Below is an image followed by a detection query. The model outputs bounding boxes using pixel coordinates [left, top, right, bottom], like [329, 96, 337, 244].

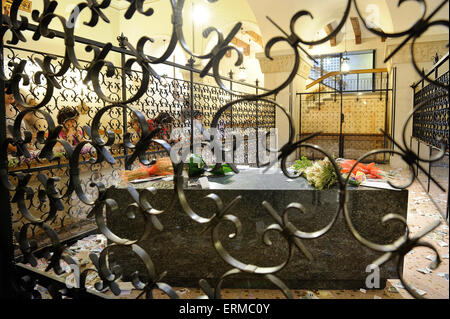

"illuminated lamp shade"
[341, 57, 350, 73]
[237, 66, 247, 82]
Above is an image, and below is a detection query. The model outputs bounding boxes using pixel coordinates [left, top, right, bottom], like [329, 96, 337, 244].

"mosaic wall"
[299, 94, 388, 161]
[301, 95, 387, 134]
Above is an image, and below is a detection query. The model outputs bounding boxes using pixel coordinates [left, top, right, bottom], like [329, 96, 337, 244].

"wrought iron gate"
[0, 0, 448, 300]
[298, 69, 394, 163]
[411, 53, 449, 221]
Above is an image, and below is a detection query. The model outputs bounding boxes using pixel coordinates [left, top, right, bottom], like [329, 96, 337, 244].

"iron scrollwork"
[0, 0, 448, 300]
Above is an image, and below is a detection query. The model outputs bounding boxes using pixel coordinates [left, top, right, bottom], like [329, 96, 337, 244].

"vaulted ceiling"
[246, 0, 449, 47]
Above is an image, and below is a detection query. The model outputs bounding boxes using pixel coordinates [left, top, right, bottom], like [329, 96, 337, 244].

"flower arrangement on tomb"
[292, 157, 385, 189]
[339, 159, 384, 186]
[339, 159, 383, 179]
[120, 157, 174, 182]
[292, 156, 339, 190]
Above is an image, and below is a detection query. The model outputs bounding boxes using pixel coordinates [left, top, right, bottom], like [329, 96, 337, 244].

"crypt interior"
[0, 0, 448, 300]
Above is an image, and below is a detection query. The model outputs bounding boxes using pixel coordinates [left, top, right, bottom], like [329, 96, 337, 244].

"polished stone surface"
[105, 168, 408, 289]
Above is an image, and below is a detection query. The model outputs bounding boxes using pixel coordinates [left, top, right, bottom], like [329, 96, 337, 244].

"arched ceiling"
[384, 0, 449, 34]
[246, 0, 448, 48]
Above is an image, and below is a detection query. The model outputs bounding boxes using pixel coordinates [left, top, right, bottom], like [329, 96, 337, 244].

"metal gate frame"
[297, 69, 395, 162]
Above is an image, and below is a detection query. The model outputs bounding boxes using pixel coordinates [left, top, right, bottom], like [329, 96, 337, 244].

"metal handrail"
[411, 52, 449, 89]
[306, 68, 388, 90]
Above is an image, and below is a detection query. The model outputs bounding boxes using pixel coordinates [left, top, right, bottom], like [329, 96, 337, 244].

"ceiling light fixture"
[341, 20, 350, 73]
[341, 56, 350, 73]
[237, 66, 247, 82]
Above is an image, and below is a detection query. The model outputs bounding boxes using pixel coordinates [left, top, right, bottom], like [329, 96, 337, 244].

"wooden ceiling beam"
[231, 37, 250, 56]
[324, 23, 336, 47]
[350, 17, 362, 45]
[373, 28, 387, 42]
[244, 30, 263, 47]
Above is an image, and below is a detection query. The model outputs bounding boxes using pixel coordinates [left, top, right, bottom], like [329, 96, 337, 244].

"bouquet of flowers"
[339, 159, 382, 179]
[292, 157, 339, 190]
[292, 157, 387, 189]
[120, 157, 174, 182]
[342, 171, 367, 187]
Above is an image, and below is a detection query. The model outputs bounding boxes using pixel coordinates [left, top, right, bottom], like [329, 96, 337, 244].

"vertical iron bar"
[384, 72, 389, 163]
[339, 77, 344, 158]
[411, 136, 414, 173]
[417, 139, 420, 176]
[435, 59, 439, 81]
[118, 34, 130, 170]
[428, 146, 432, 192]
[255, 79, 259, 167]
[372, 49, 376, 92]
[334, 75, 337, 101]
[356, 73, 359, 97]
[229, 71, 233, 129]
[299, 94, 302, 159]
[318, 83, 321, 108]
[392, 67, 397, 151]
[188, 58, 195, 152]
[379, 72, 383, 100]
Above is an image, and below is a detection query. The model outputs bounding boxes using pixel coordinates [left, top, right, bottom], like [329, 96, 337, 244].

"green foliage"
[210, 164, 233, 176]
[8, 157, 18, 168]
[299, 157, 339, 190]
[320, 158, 339, 190]
[187, 154, 233, 177]
[188, 154, 206, 177]
[292, 156, 313, 175]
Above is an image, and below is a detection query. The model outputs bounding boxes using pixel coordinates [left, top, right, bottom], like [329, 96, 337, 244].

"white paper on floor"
[437, 240, 448, 247]
[417, 268, 433, 274]
[394, 283, 427, 296]
[413, 287, 427, 296]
